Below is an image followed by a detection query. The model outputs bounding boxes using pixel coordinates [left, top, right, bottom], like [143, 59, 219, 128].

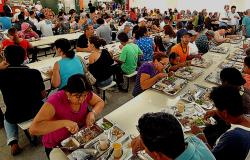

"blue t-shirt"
[212, 125, 250, 160]
[58, 56, 84, 89]
[132, 62, 156, 97]
[176, 136, 215, 160]
[135, 37, 154, 62]
[0, 17, 12, 30]
[243, 16, 250, 38]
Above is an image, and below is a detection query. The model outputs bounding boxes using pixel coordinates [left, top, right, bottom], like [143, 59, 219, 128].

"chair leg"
[24, 129, 32, 142]
[102, 90, 106, 101]
[126, 77, 130, 91]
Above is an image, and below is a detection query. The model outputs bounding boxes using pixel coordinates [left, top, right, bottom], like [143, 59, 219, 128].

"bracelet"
[196, 132, 205, 137]
[91, 109, 97, 117]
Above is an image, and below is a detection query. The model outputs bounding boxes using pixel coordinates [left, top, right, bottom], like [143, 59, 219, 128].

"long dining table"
[48, 42, 242, 159]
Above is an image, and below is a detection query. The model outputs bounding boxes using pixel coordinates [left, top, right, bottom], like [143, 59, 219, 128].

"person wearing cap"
[17, 22, 39, 40]
[195, 30, 215, 54]
[132, 17, 147, 37]
[170, 31, 191, 63]
[160, 16, 170, 30]
[176, 21, 187, 43]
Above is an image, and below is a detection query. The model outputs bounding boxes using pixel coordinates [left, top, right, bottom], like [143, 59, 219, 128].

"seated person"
[203, 67, 250, 148]
[96, 18, 112, 44]
[195, 30, 215, 54]
[116, 24, 132, 40]
[135, 26, 155, 63]
[49, 38, 84, 89]
[132, 53, 169, 97]
[2, 27, 32, 64]
[154, 36, 167, 55]
[243, 56, 250, 90]
[29, 74, 105, 158]
[192, 86, 250, 160]
[131, 112, 215, 160]
[76, 24, 94, 52]
[0, 45, 46, 155]
[166, 52, 190, 72]
[176, 21, 187, 43]
[171, 31, 191, 63]
[213, 26, 230, 45]
[17, 22, 39, 39]
[117, 32, 142, 75]
[188, 30, 200, 56]
[37, 14, 54, 37]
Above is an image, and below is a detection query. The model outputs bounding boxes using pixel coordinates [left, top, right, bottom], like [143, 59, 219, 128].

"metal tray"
[96, 118, 114, 130]
[152, 77, 188, 96]
[218, 60, 243, 71]
[227, 53, 246, 63]
[205, 71, 221, 85]
[175, 66, 204, 81]
[191, 58, 213, 68]
[210, 46, 229, 54]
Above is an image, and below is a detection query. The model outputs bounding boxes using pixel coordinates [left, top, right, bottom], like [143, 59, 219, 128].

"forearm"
[141, 76, 159, 90]
[30, 120, 67, 135]
[76, 47, 92, 52]
[91, 100, 105, 116]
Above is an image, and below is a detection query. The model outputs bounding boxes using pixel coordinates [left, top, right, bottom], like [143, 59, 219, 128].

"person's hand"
[64, 120, 79, 134]
[86, 112, 96, 128]
[156, 73, 167, 79]
[191, 124, 203, 135]
[131, 136, 144, 154]
[0, 61, 9, 70]
[204, 110, 216, 120]
[47, 69, 53, 77]
[119, 44, 123, 49]
[195, 54, 202, 59]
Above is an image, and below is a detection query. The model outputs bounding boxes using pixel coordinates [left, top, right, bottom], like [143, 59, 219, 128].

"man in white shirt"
[160, 16, 170, 30]
[188, 30, 199, 55]
[229, 6, 240, 34]
[58, 1, 64, 12]
[28, 11, 39, 29]
[219, 5, 231, 27]
[37, 14, 53, 37]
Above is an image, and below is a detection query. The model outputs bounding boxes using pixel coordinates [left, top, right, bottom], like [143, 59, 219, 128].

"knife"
[105, 148, 114, 160]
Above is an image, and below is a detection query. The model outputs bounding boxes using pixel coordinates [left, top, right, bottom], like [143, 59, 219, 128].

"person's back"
[96, 24, 112, 44]
[58, 56, 84, 89]
[195, 33, 209, 54]
[0, 67, 44, 123]
[89, 49, 114, 82]
[0, 16, 12, 30]
[136, 36, 154, 62]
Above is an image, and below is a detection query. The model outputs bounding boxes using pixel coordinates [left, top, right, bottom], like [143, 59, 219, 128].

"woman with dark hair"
[30, 74, 105, 158]
[49, 38, 84, 89]
[135, 26, 154, 63]
[0, 45, 46, 155]
[1, 27, 32, 64]
[154, 36, 167, 54]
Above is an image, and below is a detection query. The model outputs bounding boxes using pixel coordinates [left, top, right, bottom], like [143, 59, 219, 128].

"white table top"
[30, 32, 83, 47]
[49, 42, 240, 159]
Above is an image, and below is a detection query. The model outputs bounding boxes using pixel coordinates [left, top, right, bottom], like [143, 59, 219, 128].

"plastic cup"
[99, 135, 109, 150]
[113, 143, 122, 158]
[177, 102, 185, 113]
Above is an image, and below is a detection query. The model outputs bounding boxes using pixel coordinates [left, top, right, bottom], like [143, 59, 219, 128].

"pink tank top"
[42, 90, 93, 148]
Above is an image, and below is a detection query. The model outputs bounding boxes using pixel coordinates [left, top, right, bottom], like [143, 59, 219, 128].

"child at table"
[243, 56, 250, 89]
[166, 52, 190, 72]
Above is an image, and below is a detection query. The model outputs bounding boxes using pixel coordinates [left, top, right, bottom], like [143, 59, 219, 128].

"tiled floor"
[0, 52, 135, 160]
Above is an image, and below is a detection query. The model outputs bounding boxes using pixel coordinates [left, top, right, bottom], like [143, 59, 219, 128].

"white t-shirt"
[29, 17, 39, 29]
[229, 12, 240, 26]
[58, 3, 64, 11]
[37, 20, 54, 37]
[219, 11, 232, 24]
[189, 42, 199, 55]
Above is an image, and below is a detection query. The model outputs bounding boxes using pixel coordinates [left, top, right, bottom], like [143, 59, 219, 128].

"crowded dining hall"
[0, 0, 250, 159]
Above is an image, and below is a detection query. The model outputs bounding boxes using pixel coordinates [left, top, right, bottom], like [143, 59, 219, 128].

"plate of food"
[96, 118, 114, 130]
[171, 103, 215, 132]
[191, 58, 212, 68]
[109, 126, 125, 142]
[210, 46, 229, 54]
[230, 39, 242, 44]
[227, 53, 246, 63]
[74, 125, 104, 145]
[175, 66, 204, 81]
[152, 77, 188, 96]
[60, 137, 81, 151]
[205, 70, 221, 85]
[218, 60, 243, 71]
[180, 85, 213, 110]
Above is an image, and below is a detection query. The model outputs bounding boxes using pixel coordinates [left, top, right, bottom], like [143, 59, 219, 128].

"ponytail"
[54, 38, 75, 59]
[65, 49, 75, 59]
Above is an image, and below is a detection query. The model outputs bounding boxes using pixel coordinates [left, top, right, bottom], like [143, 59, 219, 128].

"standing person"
[57, 1, 64, 12]
[3, 0, 13, 17]
[242, 9, 250, 38]
[229, 6, 240, 34]
[219, 5, 231, 27]
[37, 14, 54, 37]
[29, 74, 105, 158]
[76, 25, 94, 52]
[135, 26, 154, 63]
[88, 1, 93, 8]
[0, 45, 46, 155]
[96, 18, 112, 44]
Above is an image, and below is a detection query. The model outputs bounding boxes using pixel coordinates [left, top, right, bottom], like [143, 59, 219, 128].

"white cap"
[138, 17, 147, 23]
